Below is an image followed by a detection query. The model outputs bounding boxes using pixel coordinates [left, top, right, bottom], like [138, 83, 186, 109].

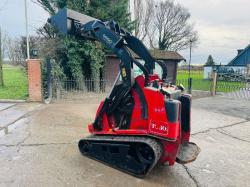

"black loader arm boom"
[49, 8, 168, 130]
[49, 8, 168, 84]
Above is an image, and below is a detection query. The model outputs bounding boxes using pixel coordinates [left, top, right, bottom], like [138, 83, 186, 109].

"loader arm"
[49, 8, 169, 130]
[49, 8, 167, 84]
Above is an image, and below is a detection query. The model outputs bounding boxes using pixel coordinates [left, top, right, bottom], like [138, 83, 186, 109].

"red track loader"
[49, 8, 200, 177]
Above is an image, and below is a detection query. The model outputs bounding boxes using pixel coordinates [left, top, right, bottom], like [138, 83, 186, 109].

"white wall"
[204, 66, 213, 79]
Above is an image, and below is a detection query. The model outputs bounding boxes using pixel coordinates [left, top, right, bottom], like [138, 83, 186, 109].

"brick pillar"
[27, 59, 42, 102]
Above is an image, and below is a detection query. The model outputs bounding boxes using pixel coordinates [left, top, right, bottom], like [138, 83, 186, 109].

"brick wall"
[27, 59, 42, 102]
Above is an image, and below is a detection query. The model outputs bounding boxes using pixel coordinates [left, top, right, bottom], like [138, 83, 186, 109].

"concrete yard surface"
[0, 102, 42, 137]
[0, 97, 250, 187]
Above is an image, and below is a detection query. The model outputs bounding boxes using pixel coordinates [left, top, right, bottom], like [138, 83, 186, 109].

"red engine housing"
[88, 75, 191, 166]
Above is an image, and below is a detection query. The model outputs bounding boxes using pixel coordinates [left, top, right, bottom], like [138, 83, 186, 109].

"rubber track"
[79, 135, 163, 177]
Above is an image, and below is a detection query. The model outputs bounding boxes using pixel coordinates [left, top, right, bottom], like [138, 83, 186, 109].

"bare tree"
[6, 36, 40, 68]
[133, 0, 198, 51]
[7, 37, 26, 67]
[36, 23, 57, 39]
[151, 0, 198, 51]
[134, 0, 143, 38]
[0, 28, 8, 86]
[134, 0, 154, 42]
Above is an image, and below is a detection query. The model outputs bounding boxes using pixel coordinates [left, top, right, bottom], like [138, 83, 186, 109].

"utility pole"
[24, 0, 30, 59]
[188, 41, 192, 79]
[0, 28, 4, 86]
[188, 39, 193, 94]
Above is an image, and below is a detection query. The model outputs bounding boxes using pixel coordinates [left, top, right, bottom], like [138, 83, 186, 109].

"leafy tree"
[35, 0, 133, 86]
[86, 0, 134, 32]
[205, 55, 216, 66]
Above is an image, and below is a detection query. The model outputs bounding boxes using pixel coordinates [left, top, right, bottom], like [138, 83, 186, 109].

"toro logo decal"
[149, 120, 169, 136]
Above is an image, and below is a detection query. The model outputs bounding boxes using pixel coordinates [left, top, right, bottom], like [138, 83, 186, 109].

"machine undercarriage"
[79, 136, 162, 177]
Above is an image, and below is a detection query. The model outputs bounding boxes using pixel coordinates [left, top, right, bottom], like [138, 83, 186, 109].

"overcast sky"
[0, 0, 249, 64]
[0, 0, 48, 37]
[175, 0, 250, 64]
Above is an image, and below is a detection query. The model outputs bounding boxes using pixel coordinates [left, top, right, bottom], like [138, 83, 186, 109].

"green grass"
[176, 70, 247, 92]
[0, 64, 28, 100]
[0, 66, 245, 99]
[176, 70, 211, 91]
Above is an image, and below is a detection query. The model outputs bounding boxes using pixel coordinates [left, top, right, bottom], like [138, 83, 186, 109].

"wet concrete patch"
[0, 107, 27, 129]
[0, 103, 42, 130]
[0, 118, 30, 146]
[7, 118, 30, 133]
[0, 103, 16, 112]
[23, 103, 95, 145]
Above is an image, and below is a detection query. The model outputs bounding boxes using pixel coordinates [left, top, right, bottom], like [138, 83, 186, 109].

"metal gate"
[216, 68, 250, 100]
[51, 79, 113, 101]
[42, 59, 114, 102]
